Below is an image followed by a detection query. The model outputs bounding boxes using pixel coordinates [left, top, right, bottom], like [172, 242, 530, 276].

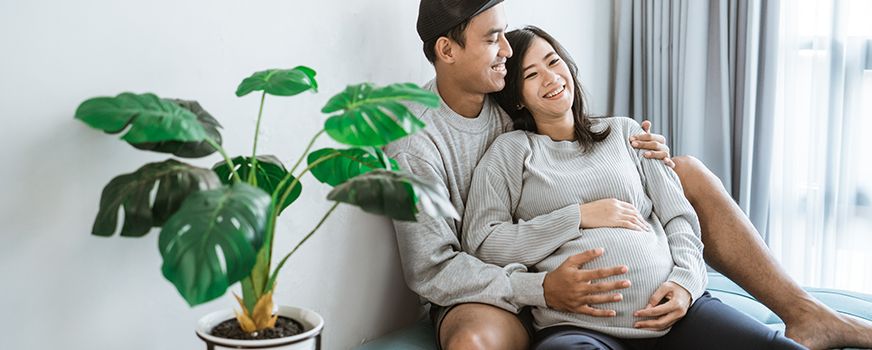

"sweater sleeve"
[462, 136, 583, 268]
[390, 151, 548, 311]
[628, 121, 708, 302]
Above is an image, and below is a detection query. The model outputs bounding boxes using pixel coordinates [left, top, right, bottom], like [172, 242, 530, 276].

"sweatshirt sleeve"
[390, 151, 548, 311]
[462, 137, 583, 267]
[628, 121, 708, 302]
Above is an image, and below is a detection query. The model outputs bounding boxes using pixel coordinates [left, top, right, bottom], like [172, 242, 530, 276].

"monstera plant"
[75, 66, 458, 336]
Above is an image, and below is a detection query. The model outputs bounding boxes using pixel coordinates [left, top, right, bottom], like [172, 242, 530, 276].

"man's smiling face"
[450, 3, 513, 94]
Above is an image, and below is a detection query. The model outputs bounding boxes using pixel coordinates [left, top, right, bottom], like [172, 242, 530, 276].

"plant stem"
[249, 91, 268, 187]
[265, 152, 340, 269]
[207, 137, 241, 183]
[266, 202, 340, 290]
[289, 129, 325, 175]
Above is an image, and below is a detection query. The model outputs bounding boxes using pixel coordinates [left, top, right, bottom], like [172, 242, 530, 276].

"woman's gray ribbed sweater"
[462, 117, 707, 338]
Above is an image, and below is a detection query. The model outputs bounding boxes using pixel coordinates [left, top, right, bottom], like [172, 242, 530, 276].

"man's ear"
[434, 37, 456, 64]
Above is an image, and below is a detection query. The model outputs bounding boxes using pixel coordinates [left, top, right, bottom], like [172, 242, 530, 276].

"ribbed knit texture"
[463, 117, 707, 338]
[383, 79, 550, 313]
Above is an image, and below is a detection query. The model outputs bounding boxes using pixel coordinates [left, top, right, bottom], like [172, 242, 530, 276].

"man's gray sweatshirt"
[383, 79, 550, 312]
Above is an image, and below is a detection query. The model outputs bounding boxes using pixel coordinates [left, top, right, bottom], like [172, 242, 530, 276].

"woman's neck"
[534, 110, 575, 140]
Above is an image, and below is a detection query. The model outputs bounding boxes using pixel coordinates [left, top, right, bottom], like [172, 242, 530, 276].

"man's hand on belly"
[543, 248, 631, 317]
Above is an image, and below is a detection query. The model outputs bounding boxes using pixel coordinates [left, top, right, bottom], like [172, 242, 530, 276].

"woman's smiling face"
[519, 37, 574, 121]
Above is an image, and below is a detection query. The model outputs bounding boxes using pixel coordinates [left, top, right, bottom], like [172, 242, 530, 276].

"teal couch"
[355, 273, 872, 350]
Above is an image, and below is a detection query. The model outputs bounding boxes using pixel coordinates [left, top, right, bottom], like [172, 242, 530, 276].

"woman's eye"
[550, 58, 560, 66]
[525, 72, 537, 79]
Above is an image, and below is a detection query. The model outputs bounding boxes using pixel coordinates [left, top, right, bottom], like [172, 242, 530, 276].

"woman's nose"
[544, 70, 560, 85]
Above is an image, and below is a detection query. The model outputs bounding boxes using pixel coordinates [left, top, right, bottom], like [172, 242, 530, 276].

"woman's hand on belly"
[579, 199, 648, 232]
[632, 281, 692, 331]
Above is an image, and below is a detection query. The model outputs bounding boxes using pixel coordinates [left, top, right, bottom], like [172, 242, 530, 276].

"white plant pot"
[196, 305, 324, 350]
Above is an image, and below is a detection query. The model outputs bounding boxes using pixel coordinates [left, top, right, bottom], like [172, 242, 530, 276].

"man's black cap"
[417, 0, 505, 42]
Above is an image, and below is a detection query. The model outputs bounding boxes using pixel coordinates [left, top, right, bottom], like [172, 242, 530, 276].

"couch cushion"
[355, 273, 872, 350]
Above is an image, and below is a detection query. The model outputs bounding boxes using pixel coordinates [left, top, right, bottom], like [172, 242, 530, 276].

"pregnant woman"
[461, 25, 805, 350]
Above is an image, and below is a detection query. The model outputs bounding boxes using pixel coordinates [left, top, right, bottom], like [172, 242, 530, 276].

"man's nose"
[498, 33, 512, 58]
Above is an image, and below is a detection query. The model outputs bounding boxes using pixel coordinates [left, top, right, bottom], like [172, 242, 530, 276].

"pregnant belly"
[537, 227, 675, 327]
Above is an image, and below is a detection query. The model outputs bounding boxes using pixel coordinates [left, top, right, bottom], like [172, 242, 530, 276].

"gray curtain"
[608, 0, 780, 237]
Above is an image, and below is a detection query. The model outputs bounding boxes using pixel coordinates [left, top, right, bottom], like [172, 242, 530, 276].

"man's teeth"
[492, 64, 505, 72]
[545, 86, 565, 98]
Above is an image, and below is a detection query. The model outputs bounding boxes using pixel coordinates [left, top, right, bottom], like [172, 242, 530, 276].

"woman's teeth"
[544, 86, 565, 98]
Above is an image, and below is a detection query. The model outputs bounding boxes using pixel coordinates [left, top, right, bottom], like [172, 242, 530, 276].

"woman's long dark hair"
[490, 25, 610, 152]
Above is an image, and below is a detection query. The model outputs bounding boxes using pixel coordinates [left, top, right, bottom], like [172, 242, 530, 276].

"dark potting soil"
[210, 316, 304, 340]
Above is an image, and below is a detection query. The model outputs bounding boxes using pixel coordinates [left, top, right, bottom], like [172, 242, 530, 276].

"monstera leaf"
[75, 93, 216, 154]
[321, 83, 439, 147]
[91, 159, 222, 237]
[130, 99, 223, 158]
[212, 155, 301, 215]
[236, 66, 318, 97]
[327, 169, 458, 222]
[307, 147, 400, 187]
[159, 182, 272, 307]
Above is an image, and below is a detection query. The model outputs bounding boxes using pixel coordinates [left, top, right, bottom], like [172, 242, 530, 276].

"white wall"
[0, 1, 613, 349]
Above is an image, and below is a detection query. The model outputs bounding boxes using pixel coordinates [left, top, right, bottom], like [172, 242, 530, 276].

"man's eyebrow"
[522, 51, 558, 72]
[483, 24, 508, 39]
[483, 27, 503, 38]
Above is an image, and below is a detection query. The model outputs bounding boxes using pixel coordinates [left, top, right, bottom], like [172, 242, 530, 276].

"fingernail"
[595, 247, 603, 254]
[614, 294, 622, 301]
[630, 136, 636, 141]
[645, 152, 651, 156]
[632, 141, 639, 147]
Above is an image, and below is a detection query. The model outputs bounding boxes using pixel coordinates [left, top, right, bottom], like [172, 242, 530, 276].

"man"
[384, 1, 872, 349]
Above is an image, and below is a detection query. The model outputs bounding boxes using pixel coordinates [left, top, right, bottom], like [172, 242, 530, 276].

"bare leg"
[672, 155, 872, 350]
[439, 303, 530, 350]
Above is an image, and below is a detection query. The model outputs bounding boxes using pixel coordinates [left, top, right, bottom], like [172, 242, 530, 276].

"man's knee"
[440, 304, 528, 350]
[671, 155, 721, 204]
[443, 327, 506, 350]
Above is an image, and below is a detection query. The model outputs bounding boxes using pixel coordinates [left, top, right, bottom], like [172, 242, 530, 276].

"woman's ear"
[435, 37, 455, 64]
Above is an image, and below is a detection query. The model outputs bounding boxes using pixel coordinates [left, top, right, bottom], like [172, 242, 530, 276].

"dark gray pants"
[532, 292, 805, 350]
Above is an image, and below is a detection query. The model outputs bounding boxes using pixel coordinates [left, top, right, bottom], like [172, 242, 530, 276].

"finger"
[634, 313, 679, 331]
[641, 120, 652, 133]
[633, 211, 648, 231]
[665, 157, 675, 168]
[643, 150, 670, 160]
[577, 305, 617, 317]
[645, 285, 670, 311]
[632, 140, 662, 152]
[620, 217, 645, 232]
[634, 302, 674, 318]
[577, 292, 625, 306]
[564, 248, 604, 267]
[583, 265, 629, 281]
[584, 280, 631, 295]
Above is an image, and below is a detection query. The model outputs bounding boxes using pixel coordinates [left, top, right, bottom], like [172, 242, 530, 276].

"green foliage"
[212, 155, 302, 215]
[307, 148, 400, 187]
[130, 100, 223, 158]
[91, 159, 222, 237]
[78, 67, 449, 310]
[159, 182, 272, 307]
[236, 66, 318, 97]
[75, 93, 217, 154]
[323, 83, 437, 146]
[327, 169, 459, 222]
